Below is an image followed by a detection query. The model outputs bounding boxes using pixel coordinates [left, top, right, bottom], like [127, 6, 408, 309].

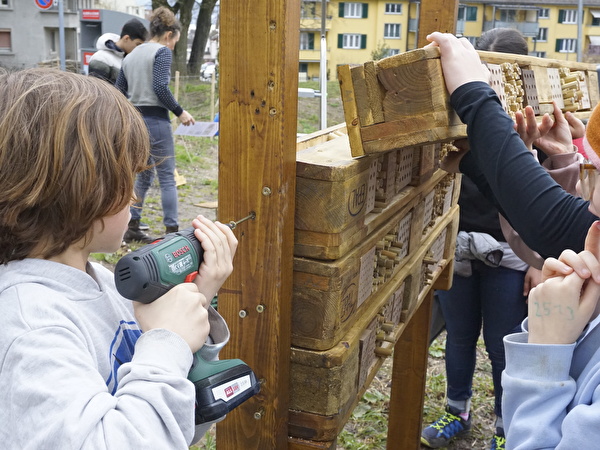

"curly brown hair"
[149, 6, 181, 39]
[0, 68, 150, 263]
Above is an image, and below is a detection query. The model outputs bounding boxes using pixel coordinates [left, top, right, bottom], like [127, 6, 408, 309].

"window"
[0, 0, 9, 8]
[556, 38, 577, 53]
[539, 8, 549, 19]
[500, 9, 517, 22]
[559, 9, 578, 24]
[387, 49, 400, 56]
[384, 23, 401, 39]
[458, 5, 477, 22]
[0, 29, 10, 51]
[533, 51, 546, 58]
[300, 32, 315, 50]
[301, 1, 317, 18]
[385, 3, 402, 14]
[537, 28, 548, 42]
[592, 10, 600, 26]
[338, 33, 366, 49]
[339, 2, 368, 19]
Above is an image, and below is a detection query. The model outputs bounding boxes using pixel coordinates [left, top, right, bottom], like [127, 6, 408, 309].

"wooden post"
[217, 1, 300, 449]
[417, 0, 459, 47]
[387, 2, 458, 448]
[387, 290, 435, 448]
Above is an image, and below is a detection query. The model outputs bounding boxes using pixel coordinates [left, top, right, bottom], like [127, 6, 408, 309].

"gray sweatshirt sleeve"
[1, 325, 195, 449]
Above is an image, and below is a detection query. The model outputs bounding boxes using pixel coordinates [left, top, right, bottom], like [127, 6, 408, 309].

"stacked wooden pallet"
[290, 124, 460, 447]
[339, 46, 598, 158]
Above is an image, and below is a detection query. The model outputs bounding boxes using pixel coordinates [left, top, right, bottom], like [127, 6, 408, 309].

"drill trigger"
[184, 271, 199, 283]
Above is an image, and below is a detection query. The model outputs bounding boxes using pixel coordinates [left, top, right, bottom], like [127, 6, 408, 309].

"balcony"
[483, 21, 539, 37]
[300, 16, 332, 31]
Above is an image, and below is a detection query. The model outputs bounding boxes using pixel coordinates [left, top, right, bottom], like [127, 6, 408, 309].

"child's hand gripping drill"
[115, 214, 260, 424]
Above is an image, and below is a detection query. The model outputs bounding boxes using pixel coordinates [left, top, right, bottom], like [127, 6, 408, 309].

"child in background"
[0, 68, 237, 448]
[501, 105, 600, 449]
[88, 18, 148, 84]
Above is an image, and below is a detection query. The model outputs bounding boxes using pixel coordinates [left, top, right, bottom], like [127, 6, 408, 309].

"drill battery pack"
[191, 357, 261, 424]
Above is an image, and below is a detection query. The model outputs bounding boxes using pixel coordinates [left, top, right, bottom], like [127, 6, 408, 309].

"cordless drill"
[114, 224, 260, 424]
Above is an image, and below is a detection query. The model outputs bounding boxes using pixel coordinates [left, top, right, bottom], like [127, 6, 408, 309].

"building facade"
[299, 0, 600, 81]
[0, 0, 146, 71]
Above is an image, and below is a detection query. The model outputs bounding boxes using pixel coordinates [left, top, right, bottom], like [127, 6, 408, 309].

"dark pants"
[131, 116, 178, 228]
[437, 260, 527, 417]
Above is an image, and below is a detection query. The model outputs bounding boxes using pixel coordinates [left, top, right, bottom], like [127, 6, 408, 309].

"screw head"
[239, 309, 248, 318]
[262, 186, 272, 196]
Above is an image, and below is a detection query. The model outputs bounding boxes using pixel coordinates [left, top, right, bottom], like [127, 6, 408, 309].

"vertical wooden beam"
[387, 291, 434, 449]
[417, 0, 459, 48]
[217, 1, 300, 448]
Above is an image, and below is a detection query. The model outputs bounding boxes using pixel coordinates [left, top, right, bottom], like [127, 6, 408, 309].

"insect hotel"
[215, 2, 599, 449]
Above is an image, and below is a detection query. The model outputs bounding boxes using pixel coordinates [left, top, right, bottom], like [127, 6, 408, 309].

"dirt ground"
[138, 136, 220, 235]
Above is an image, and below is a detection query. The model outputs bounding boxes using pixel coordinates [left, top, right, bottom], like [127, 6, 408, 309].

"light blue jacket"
[503, 318, 600, 449]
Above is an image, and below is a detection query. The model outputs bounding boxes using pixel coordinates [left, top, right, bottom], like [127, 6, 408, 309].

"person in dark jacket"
[422, 29, 531, 450]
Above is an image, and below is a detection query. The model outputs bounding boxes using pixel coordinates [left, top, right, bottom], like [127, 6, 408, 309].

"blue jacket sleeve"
[452, 82, 596, 258]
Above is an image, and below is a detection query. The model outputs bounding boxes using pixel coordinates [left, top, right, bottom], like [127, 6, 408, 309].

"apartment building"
[459, 0, 600, 61]
[299, 0, 600, 81]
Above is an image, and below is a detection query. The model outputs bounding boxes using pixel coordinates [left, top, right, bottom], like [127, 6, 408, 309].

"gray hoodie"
[0, 258, 227, 449]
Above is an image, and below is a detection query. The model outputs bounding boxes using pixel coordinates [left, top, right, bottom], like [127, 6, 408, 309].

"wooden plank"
[364, 61, 386, 124]
[350, 65, 375, 126]
[217, 1, 299, 448]
[296, 123, 347, 152]
[387, 290, 434, 448]
[378, 59, 449, 121]
[288, 437, 337, 449]
[338, 64, 366, 157]
[588, 70, 600, 106]
[417, 0, 458, 47]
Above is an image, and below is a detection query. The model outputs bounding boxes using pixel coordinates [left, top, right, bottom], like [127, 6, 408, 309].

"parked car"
[200, 62, 217, 81]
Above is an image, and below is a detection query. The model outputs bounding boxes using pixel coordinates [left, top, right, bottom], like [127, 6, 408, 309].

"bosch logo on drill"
[172, 245, 191, 258]
[224, 383, 241, 398]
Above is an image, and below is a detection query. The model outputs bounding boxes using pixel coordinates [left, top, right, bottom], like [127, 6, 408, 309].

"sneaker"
[490, 427, 506, 450]
[123, 219, 155, 244]
[138, 221, 149, 230]
[421, 405, 472, 448]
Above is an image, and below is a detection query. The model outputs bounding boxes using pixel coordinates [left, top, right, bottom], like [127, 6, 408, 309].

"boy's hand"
[528, 271, 600, 345]
[541, 222, 600, 285]
[133, 283, 210, 353]
[192, 215, 238, 303]
[425, 32, 489, 95]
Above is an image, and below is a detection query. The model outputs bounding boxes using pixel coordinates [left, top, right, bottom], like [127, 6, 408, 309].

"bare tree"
[188, 0, 218, 75]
